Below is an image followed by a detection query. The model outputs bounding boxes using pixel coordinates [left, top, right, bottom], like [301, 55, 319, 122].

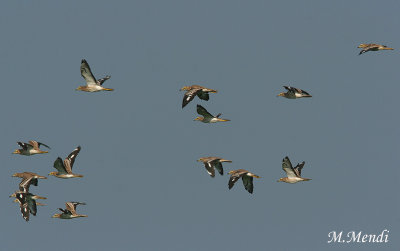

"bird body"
[228, 169, 261, 194]
[194, 105, 230, 123]
[197, 157, 232, 177]
[180, 85, 217, 108]
[52, 202, 87, 219]
[12, 172, 47, 193]
[277, 86, 312, 99]
[278, 156, 311, 184]
[12, 141, 50, 156]
[49, 146, 83, 178]
[358, 43, 394, 55]
[76, 59, 113, 92]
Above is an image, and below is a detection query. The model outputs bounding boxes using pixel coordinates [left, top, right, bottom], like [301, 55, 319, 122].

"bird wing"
[282, 156, 297, 178]
[37, 142, 50, 149]
[242, 175, 254, 194]
[28, 141, 40, 150]
[64, 146, 81, 173]
[228, 170, 245, 189]
[213, 161, 224, 176]
[27, 196, 38, 216]
[66, 202, 86, 215]
[182, 88, 200, 108]
[19, 177, 35, 193]
[359, 44, 378, 55]
[203, 162, 215, 177]
[97, 75, 111, 86]
[197, 91, 210, 101]
[17, 142, 31, 151]
[15, 193, 30, 221]
[196, 105, 213, 118]
[294, 161, 305, 177]
[80, 59, 97, 85]
[53, 157, 68, 174]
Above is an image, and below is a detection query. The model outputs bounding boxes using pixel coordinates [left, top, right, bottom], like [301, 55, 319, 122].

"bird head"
[194, 117, 203, 121]
[277, 178, 284, 182]
[48, 172, 57, 177]
[277, 92, 285, 97]
[76, 86, 84, 91]
[12, 149, 20, 154]
[357, 44, 368, 48]
[180, 86, 190, 91]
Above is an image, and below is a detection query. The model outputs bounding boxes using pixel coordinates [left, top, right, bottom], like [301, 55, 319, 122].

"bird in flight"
[194, 105, 230, 123]
[49, 146, 83, 178]
[12, 141, 50, 156]
[357, 43, 394, 55]
[197, 157, 232, 177]
[76, 59, 113, 92]
[278, 156, 311, 183]
[277, 86, 312, 99]
[180, 85, 217, 108]
[228, 169, 261, 194]
[52, 202, 88, 219]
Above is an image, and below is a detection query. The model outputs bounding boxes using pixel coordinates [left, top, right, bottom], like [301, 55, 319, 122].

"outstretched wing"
[19, 177, 35, 193]
[197, 92, 210, 101]
[17, 142, 31, 151]
[294, 161, 305, 177]
[282, 156, 297, 178]
[97, 75, 111, 86]
[228, 170, 245, 190]
[53, 157, 68, 174]
[203, 162, 215, 177]
[196, 105, 213, 118]
[214, 161, 224, 176]
[66, 202, 86, 214]
[64, 146, 81, 173]
[182, 88, 200, 108]
[80, 59, 97, 85]
[242, 175, 254, 194]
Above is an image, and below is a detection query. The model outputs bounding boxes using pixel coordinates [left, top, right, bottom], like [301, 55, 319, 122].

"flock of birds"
[9, 43, 393, 221]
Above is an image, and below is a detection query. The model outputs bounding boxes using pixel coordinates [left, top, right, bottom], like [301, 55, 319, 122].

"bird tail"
[302, 178, 312, 181]
[301, 94, 312, 98]
[219, 159, 232, 163]
[217, 118, 230, 122]
[103, 88, 114, 91]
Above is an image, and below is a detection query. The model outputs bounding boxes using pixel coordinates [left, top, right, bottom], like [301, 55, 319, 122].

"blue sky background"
[1, 1, 399, 250]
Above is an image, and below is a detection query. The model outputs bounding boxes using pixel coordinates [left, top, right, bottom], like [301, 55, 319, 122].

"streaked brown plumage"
[197, 157, 232, 177]
[228, 169, 261, 194]
[180, 85, 217, 108]
[52, 202, 88, 219]
[278, 156, 311, 184]
[358, 43, 394, 55]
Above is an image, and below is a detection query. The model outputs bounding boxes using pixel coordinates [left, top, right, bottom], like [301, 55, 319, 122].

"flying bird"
[228, 169, 261, 194]
[12, 141, 50, 156]
[197, 157, 232, 177]
[194, 105, 230, 123]
[278, 156, 311, 183]
[49, 146, 83, 178]
[12, 192, 46, 221]
[180, 85, 217, 108]
[52, 202, 88, 219]
[358, 43, 394, 55]
[277, 86, 312, 99]
[12, 172, 47, 193]
[76, 59, 113, 92]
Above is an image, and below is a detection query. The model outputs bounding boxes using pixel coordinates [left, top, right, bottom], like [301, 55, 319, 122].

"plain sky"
[1, 1, 399, 250]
